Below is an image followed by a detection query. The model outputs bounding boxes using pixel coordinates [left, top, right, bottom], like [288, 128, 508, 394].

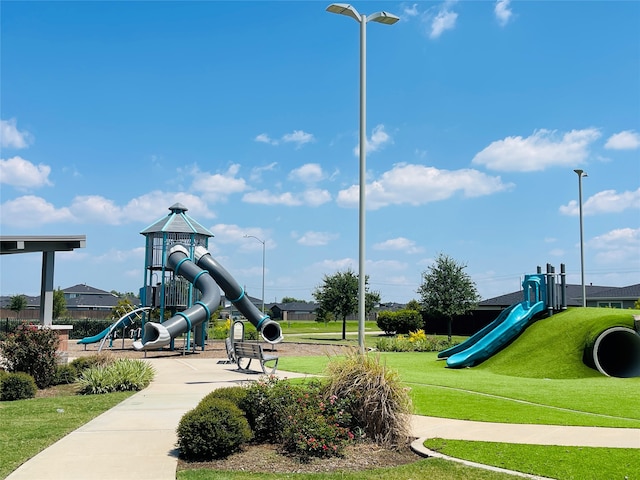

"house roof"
[140, 203, 213, 236]
[478, 283, 638, 308]
[270, 301, 318, 313]
[63, 284, 113, 295]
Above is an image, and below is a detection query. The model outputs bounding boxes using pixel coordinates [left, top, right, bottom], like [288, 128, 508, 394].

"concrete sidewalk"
[7, 357, 640, 480]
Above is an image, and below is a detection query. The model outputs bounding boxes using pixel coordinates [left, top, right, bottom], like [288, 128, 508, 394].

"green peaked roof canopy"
[140, 203, 214, 236]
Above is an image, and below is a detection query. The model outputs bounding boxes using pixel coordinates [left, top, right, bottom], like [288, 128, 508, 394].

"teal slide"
[78, 307, 150, 345]
[439, 300, 546, 368]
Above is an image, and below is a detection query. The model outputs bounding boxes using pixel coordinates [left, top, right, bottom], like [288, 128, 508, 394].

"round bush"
[1, 371, 37, 401]
[199, 386, 248, 409]
[176, 398, 252, 461]
[54, 364, 77, 385]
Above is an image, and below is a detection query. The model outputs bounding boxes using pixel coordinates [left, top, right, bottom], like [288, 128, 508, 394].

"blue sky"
[1, 1, 638, 304]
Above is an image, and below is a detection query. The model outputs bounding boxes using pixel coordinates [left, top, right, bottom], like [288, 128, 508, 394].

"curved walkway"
[7, 357, 640, 480]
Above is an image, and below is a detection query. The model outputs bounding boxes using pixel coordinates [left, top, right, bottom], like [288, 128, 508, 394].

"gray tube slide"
[194, 246, 283, 344]
[133, 245, 221, 351]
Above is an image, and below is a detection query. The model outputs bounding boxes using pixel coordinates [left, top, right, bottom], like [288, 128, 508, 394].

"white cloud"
[589, 228, 640, 265]
[353, 124, 392, 156]
[243, 188, 331, 207]
[403, 3, 419, 17]
[337, 163, 512, 209]
[69, 195, 123, 225]
[1, 118, 31, 149]
[472, 128, 601, 172]
[301, 188, 332, 206]
[559, 188, 640, 216]
[0, 156, 52, 189]
[296, 231, 339, 246]
[255, 133, 278, 145]
[288, 163, 325, 184]
[495, 0, 513, 26]
[282, 130, 315, 148]
[250, 162, 278, 182]
[604, 130, 640, 150]
[314, 258, 355, 271]
[0, 195, 73, 227]
[190, 164, 248, 201]
[373, 237, 424, 254]
[430, 2, 458, 39]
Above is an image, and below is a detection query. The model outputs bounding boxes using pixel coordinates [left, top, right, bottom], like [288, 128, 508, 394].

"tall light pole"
[243, 235, 266, 314]
[326, 3, 399, 353]
[574, 169, 587, 307]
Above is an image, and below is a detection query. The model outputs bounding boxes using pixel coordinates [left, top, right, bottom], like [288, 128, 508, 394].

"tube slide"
[445, 300, 546, 368]
[133, 245, 221, 351]
[78, 306, 151, 345]
[194, 246, 283, 344]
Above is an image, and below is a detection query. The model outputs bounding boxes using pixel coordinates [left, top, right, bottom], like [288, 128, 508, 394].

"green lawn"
[0, 389, 133, 479]
[5, 308, 640, 480]
[424, 439, 640, 480]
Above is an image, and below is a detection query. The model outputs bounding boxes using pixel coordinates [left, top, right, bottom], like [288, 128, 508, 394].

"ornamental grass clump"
[324, 351, 413, 449]
[77, 358, 155, 395]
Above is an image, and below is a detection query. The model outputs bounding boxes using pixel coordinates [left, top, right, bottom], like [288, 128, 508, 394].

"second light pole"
[573, 169, 587, 307]
[326, 3, 399, 353]
[244, 235, 266, 314]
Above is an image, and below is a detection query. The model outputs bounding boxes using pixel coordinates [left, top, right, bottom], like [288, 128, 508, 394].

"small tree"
[112, 298, 135, 319]
[9, 294, 27, 320]
[312, 269, 378, 340]
[417, 253, 481, 341]
[53, 288, 67, 319]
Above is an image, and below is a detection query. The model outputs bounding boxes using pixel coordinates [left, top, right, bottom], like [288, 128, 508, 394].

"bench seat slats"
[233, 341, 279, 375]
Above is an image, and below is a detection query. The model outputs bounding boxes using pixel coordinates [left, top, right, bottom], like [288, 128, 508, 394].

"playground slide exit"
[133, 245, 221, 351]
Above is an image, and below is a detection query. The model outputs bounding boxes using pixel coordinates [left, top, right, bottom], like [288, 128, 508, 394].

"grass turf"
[0, 391, 133, 478]
[424, 438, 640, 480]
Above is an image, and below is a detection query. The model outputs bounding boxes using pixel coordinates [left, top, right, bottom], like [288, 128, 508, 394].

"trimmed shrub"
[1, 371, 37, 401]
[70, 352, 115, 373]
[199, 386, 248, 409]
[376, 332, 455, 352]
[0, 325, 59, 388]
[54, 364, 77, 385]
[176, 398, 252, 461]
[376, 309, 423, 335]
[324, 351, 413, 449]
[77, 358, 155, 395]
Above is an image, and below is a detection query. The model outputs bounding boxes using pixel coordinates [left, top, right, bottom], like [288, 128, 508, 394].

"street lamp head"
[574, 169, 588, 178]
[368, 11, 400, 25]
[326, 3, 361, 22]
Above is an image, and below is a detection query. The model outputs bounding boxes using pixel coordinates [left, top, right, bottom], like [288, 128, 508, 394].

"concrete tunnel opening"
[588, 327, 640, 378]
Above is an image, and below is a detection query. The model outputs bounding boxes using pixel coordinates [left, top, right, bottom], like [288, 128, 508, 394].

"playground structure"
[79, 203, 282, 353]
[439, 273, 547, 368]
[133, 244, 282, 351]
[438, 265, 640, 378]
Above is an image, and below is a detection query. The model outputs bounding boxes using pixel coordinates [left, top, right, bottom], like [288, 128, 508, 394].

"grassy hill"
[477, 307, 640, 379]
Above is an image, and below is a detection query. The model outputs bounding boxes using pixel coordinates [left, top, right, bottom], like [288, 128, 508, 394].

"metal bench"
[233, 341, 279, 375]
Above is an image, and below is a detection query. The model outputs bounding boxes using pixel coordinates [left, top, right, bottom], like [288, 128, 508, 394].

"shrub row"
[376, 309, 423, 335]
[376, 330, 456, 352]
